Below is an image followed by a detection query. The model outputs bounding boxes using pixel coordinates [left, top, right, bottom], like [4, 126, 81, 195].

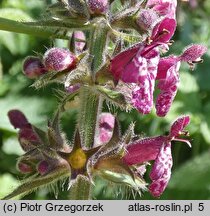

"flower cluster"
[22, 30, 86, 80]
[123, 115, 191, 197]
[110, 0, 207, 116]
[3, 0, 208, 200]
[8, 110, 115, 180]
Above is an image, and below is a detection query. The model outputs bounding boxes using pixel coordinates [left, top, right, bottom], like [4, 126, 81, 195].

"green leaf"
[0, 174, 19, 199]
[0, 95, 55, 131]
[169, 152, 210, 191]
[0, 8, 31, 21]
[1, 167, 70, 200]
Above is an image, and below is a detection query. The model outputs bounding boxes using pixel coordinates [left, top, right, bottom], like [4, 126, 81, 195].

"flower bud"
[37, 160, 49, 175]
[43, 48, 77, 72]
[8, 109, 30, 129]
[17, 161, 33, 174]
[66, 83, 81, 94]
[136, 9, 159, 31]
[22, 56, 47, 79]
[87, 0, 109, 15]
[19, 128, 39, 151]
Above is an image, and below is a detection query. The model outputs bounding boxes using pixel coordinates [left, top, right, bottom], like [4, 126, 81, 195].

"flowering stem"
[0, 17, 69, 40]
[73, 17, 109, 199]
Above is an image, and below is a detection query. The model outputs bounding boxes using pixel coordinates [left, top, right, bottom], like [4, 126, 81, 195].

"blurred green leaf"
[0, 94, 56, 131]
[0, 174, 19, 199]
[169, 151, 210, 191]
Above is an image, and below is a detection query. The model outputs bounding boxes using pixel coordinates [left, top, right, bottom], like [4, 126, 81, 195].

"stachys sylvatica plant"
[0, 0, 207, 199]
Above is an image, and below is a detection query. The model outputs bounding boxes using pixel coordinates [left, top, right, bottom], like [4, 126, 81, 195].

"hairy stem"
[89, 17, 109, 80]
[0, 17, 68, 39]
[78, 87, 101, 149]
[69, 175, 92, 200]
[72, 17, 109, 199]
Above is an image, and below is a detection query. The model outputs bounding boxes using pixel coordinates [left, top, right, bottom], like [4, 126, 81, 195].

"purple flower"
[110, 18, 176, 114]
[155, 44, 207, 116]
[149, 141, 172, 197]
[17, 161, 33, 174]
[146, 0, 177, 19]
[155, 56, 180, 116]
[180, 44, 207, 65]
[123, 115, 191, 197]
[8, 109, 71, 176]
[8, 109, 30, 129]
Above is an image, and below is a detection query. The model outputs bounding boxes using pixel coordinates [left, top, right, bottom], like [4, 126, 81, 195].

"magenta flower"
[156, 44, 207, 116]
[110, 18, 176, 114]
[146, 0, 177, 19]
[155, 56, 180, 116]
[123, 115, 191, 197]
[66, 83, 81, 94]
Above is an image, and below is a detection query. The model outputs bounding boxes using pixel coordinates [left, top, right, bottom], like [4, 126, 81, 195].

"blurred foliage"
[0, 0, 210, 199]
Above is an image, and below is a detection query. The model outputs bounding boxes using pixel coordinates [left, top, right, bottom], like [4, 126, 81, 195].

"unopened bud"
[37, 160, 49, 175]
[66, 83, 81, 94]
[19, 128, 39, 151]
[17, 161, 33, 174]
[87, 0, 109, 15]
[8, 109, 30, 129]
[43, 48, 77, 72]
[136, 9, 159, 31]
[23, 56, 47, 79]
